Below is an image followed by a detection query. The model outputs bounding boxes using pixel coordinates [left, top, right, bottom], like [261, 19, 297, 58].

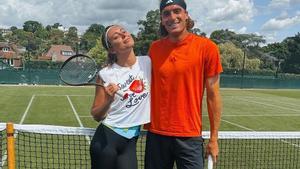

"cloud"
[261, 14, 300, 31]
[207, 0, 255, 23]
[269, 0, 290, 8]
[186, 0, 255, 35]
[0, 0, 159, 34]
[0, 0, 298, 43]
[268, 0, 300, 8]
[237, 26, 248, 34]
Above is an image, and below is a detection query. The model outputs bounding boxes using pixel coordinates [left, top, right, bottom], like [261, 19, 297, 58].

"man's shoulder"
[151, 38, 165, 46]
[192, 34, 214, 43]
[191, 34, 218, 49]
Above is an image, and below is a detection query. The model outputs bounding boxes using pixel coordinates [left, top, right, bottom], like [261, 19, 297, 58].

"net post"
[6, 122, 15, 169]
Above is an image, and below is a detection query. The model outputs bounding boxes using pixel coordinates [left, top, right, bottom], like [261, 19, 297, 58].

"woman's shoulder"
[99, 65, 114, 76]
[137, 55, 151, 64]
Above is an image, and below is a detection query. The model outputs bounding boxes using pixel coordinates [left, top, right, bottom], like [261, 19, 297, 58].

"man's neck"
[168, 30, 189, 43]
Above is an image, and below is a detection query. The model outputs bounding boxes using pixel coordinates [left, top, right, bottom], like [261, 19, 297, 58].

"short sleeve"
[204, 40, 223, 78]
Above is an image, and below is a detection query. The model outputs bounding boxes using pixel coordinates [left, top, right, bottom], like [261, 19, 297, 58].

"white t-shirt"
[99, 56, 151, 128]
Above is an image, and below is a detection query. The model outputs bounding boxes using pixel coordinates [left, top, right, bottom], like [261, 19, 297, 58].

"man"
[145, 0, 223, 169]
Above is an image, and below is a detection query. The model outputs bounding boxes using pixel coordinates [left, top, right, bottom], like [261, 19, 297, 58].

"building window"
[7, 59, 13, 66]
[2, 47, 9, 52]
[62, 51, 73, 56]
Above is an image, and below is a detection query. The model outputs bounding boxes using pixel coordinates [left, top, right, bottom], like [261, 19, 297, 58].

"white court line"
[19, 95, 35, 124]
[237, 97, 300, 113]
[229, 96, 300, 108]
[66, 96, 84, 128]
[66, 95, 91, 144]
[2, 95, 35, 167]
[79, 116, 93, 118]
[221, 119, 255, 131]
[211, 114, 300, 117]
[36, 94, 93, 97]
[221, 119, 300, 148]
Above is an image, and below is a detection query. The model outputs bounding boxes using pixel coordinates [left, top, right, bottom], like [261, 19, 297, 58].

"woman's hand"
[104, 83, 120, 98]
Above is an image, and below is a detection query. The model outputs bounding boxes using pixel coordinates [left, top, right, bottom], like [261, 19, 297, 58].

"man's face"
[161, 4, 188, 36]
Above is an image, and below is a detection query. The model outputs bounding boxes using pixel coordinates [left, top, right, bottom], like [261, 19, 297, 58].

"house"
[0, 28, 12, 36]
[0, 42, 25, 69]
[39, 45, 75, 62]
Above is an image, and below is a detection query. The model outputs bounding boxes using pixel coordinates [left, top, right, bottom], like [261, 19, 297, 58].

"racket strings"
[60, 56, 98, 84]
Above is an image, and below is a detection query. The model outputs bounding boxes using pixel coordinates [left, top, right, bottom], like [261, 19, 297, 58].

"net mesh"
[1, 124, 7, 169]
[1, 124, 300, 169]
[216, 132, 300, 169]
[60, 55, 98, 85]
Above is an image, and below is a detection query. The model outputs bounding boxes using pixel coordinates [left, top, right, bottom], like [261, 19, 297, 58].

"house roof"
[0, 51, 15, 58]
[0, 42, 10, 48]
[45, 45, 75, 61]
[46, 45, 74, 56]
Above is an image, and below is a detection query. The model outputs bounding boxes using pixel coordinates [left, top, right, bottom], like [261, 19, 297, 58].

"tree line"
[0, 9, 299, 74]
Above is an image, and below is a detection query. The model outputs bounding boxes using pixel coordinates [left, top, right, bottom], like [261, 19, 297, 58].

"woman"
[90, 25, 151, 169]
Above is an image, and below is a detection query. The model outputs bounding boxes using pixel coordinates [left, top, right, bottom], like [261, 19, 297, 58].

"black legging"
[90, 124, 138, 169]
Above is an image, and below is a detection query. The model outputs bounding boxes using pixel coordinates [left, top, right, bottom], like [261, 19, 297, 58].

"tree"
[135, 9, 160, 55]
[210, 29, 266, 48]
[190, 28, 206, 37]
[262, 42, 288, 72]
[10, 26, 18, 32]
[52, 23, 62, 29]
[80, 24, 105, 52]
[49, 28, 64, 45]
[88, 39, 107, 66]
[281, 33, 300, 74]
[219, 42, 244, 69]
[64, 26, 79, 51]
[23, 20, 43, 33]
[219, 42, 260, 70]
[0, 33, 4, 41]
[210, 29, 236, 44]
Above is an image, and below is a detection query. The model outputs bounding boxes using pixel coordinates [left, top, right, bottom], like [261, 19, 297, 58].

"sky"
[0, 0, 300, 44]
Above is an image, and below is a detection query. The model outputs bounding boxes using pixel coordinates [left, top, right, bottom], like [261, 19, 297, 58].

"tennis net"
[1, 123, 300, 169]
[1, 124, 7, 169]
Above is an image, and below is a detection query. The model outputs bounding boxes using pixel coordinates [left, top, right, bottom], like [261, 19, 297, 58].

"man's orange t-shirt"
[148, 33, 223, 137]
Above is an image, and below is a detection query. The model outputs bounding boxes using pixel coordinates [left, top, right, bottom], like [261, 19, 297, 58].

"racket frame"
[59, 54, 99, 86]
[59, 54, 127, 99]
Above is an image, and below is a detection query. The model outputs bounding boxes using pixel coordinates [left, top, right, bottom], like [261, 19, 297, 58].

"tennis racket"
[207, 155, 213, 169]
[59, 54, 128, 99]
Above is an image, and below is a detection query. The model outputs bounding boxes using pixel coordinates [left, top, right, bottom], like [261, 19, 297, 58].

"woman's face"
[107, 25, 134, 54]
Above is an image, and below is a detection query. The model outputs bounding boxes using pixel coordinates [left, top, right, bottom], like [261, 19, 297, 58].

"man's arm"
[205, 74, 222, 163]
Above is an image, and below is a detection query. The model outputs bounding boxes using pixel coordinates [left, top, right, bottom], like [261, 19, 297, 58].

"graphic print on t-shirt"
[118, 74, 149, 108]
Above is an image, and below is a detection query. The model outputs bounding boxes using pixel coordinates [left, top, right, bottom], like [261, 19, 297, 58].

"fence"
[1, 68, 300, 88]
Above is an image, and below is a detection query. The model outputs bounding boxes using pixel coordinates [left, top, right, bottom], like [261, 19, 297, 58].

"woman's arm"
[90, 76, 117, 122]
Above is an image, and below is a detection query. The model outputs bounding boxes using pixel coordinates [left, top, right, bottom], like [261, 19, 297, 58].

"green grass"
[1, 86, 300, 169]
[1, 86, 300, 131]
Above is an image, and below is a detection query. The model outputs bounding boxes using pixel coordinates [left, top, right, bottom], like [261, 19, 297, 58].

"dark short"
[145, 131, 204, 169]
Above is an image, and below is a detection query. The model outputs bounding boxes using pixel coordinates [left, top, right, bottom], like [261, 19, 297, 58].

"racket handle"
[116, 91, 129, 100]
[97, 83, 128, 99]
[207, 155, 213, 169]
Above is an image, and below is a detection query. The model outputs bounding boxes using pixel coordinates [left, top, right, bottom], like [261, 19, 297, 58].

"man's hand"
[205, 140, 219, 163]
